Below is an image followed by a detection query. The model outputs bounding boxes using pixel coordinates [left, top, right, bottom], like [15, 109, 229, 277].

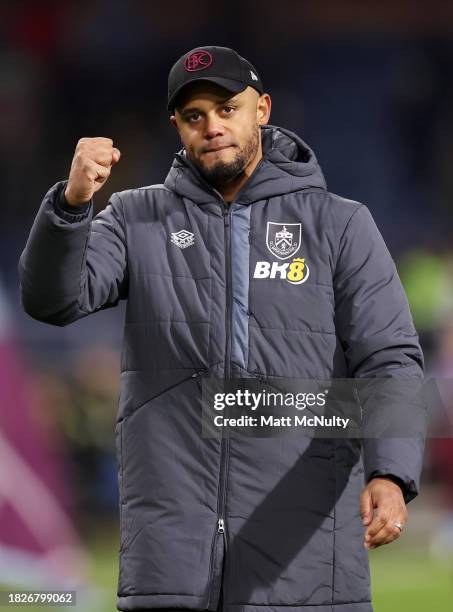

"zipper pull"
[217, 518, 225, 533]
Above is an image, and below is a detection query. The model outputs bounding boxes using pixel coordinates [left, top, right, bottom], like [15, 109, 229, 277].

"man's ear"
[257, 93, 271, 126]
[170, 114, 178, 130]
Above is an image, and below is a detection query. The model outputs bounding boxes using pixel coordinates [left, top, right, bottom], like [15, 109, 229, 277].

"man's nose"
[204, 114, 225, 139]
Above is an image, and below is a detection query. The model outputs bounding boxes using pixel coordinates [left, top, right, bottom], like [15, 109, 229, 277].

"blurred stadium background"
[1, 1, 453, 610]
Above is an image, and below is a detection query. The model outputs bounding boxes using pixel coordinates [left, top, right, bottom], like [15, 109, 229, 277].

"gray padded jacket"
[19, 125, 425, 612]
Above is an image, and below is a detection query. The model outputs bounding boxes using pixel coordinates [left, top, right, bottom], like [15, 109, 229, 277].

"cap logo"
[250, 70, 258, 81]
[185, 50, 213, 72]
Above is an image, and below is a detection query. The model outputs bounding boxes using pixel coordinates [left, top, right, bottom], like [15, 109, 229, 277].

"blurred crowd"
[1, 0, 453, 587]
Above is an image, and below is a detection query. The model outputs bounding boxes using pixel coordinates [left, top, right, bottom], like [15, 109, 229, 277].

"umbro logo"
[170, 229, 195, 249]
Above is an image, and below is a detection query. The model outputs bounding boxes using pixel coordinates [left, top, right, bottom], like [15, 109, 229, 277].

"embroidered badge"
[170, 229, 195, 249]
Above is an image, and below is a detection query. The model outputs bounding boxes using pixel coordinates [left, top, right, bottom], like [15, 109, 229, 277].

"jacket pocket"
[117, 367, 209, 422]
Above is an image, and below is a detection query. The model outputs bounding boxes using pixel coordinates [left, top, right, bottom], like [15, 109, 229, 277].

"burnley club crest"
[266, 222, 302, 260]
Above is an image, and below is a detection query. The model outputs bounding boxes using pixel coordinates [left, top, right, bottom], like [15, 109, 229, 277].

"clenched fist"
[64, 137, 121, 206]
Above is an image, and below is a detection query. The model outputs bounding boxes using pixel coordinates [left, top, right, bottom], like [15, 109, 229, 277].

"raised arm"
[18, 137, 128, 326]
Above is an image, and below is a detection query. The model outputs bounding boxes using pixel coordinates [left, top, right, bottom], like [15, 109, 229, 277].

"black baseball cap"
[167, 45, 264, 113]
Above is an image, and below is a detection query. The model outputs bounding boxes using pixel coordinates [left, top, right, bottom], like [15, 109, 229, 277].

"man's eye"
[223, 106, 235, 114]
[188, 113, 201, 122]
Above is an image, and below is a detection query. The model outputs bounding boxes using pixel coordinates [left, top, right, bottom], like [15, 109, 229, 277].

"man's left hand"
[359, 477, 407, 550]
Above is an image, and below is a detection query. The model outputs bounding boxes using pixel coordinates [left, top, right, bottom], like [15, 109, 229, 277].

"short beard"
[192, 125, 260, 191]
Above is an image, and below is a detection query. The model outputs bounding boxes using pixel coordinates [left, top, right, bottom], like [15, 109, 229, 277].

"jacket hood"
[164, 124, 327, 205]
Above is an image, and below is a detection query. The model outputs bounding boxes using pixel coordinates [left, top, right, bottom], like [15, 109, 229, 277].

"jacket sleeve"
[334, 204, 426, 504]
[18, 179, 128, 326]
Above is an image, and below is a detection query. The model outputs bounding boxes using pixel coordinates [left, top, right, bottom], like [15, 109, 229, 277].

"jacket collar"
[164, 124, 327, 205]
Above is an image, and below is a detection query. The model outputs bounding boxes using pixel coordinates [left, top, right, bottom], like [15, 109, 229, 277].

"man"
[19, 46, 425, 612]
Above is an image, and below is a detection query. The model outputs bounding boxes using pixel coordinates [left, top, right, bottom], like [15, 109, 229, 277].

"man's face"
[170, 82, 271, 189]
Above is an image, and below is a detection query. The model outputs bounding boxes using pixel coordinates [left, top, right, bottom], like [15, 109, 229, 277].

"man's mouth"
[203, 145, 233, 153]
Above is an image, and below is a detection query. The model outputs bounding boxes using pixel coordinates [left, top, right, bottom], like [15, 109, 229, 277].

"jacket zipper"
[207, 203, 231, 609]
[220, 203, 232, 518]
[219, 203, 232, 519]
[175, 152, 264, 608]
